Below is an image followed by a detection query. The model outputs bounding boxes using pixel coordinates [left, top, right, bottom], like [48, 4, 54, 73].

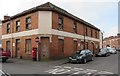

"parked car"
[0, 48, 11, 62]
[0, 70, 11, 76]
[69, 50, 93, 63]
[96, 48, 110, 57]
[107, 47, 117, 54]
[116, 48, 120, 51]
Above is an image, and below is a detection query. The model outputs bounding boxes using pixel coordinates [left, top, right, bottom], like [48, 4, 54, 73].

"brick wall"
[52, 12, 100, 39]
[2, 12, 38, 35]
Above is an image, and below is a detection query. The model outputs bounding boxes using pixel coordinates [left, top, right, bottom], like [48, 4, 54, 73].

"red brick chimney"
[4, 15, 10, 20]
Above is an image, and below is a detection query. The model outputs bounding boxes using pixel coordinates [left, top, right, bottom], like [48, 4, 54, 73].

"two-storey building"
[0, 20, 2, 47]
[2, 2, 101, 60]
[103, 34, 120, 50]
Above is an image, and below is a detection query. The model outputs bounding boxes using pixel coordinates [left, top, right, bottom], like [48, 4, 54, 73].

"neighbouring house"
[2, 2, 101, 60]
[0, 20, 2, 47]
[103, 34, 120, 50]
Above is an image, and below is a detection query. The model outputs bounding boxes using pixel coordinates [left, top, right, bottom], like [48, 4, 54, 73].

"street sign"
[35, 37, 39, 43]
[35, 37, 39, 61]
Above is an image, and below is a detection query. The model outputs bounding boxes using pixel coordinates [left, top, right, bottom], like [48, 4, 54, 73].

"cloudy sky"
[0, 0, 118, 38]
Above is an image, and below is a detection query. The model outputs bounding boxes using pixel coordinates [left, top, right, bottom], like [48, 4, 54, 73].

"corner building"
[2, 2, 101, 60]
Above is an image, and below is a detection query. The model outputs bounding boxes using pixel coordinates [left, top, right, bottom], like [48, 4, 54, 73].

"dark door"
[16, 39, 20, 58]
[74, 41, 77, 52]
[41, 37, 49, 60]
[59, 39, 64, 57]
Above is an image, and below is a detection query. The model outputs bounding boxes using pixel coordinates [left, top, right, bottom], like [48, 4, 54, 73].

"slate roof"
[2, 2, 100, 31]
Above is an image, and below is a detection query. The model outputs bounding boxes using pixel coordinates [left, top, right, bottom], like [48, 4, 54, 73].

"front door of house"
[16, 39, 20, 58]
[41, 37, 49, 60]
[59, 39, 64, 58]
[74, 41, 77, 52]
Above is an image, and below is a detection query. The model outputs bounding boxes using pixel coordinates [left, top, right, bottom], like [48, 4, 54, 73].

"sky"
[0, 0, 119, 38]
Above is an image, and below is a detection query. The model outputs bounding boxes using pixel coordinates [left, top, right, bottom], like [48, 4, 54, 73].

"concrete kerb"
[5, 58, 69, 65]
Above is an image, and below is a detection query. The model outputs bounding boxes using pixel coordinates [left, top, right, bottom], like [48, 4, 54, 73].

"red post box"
[32, 47, 37, 61]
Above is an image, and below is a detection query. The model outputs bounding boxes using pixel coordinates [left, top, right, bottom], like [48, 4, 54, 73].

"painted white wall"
[51, 29, 100, 42]
[0, 20, 2, 47]
[99, 31, 103, 49]
[38, 11, 52, 34]
[2, 29, 38, 39]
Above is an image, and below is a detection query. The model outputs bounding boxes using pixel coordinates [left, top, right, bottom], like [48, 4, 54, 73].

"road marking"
[45, 66, 114, 75]
[45, 66, 71, 74]
[97, 71, 114, 74]
[54, 66, 61, 68]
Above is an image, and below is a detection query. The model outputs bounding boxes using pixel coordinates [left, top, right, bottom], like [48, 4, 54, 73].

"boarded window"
[25, 39, 31, 54]
[6, 41, 10, 51]
[74, 41, 77, 51]
[91, 29, 93, 37]
[59, 39, 64, 56]
[85, 27, 88, 36]
[95, 31, 97, 38]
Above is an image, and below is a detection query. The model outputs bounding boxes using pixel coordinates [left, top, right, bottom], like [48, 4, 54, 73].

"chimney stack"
[4, 15, 10, 20]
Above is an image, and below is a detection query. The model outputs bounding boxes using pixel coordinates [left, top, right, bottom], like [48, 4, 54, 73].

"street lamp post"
[35, 37, 40, 61]
[84, 25, 86, 50]
[91, 42, 94, 54]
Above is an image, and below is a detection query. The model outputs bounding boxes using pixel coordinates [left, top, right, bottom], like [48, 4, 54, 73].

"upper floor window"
[95, 31, 97, 38]
[16, 20, 20, 32]
[7, 23, 10, 34]
[73, 21, 77, 33]
[58, 15, 63, 30]
[91, 29, 93, 37]
[85, 27, 88, 36]
[26, 17, 31, 30]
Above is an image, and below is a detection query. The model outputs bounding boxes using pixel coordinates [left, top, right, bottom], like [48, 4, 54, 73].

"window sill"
[25, 52, 31, 55]
[26, 28, 32, 31]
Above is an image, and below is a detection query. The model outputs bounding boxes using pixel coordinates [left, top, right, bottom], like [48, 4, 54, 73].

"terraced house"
[2, 2, 102, 60]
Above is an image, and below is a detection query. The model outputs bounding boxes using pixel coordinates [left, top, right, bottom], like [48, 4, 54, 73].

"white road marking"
[72, 68, 84, 71]
[51, 69, 71, 74]
[64, 66, 72, 69]
[54, 66, 62, 68]
[45, 66, 114, 75]
[97, 71, 114, 74]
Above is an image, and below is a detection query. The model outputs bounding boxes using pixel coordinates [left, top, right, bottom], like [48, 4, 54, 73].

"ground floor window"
[6, 41, 10, 51]
[58, 39, 64, 56]
[86, 42, 88, 49]
[74, 41, 77, 51]
[25, 39, 31, 54]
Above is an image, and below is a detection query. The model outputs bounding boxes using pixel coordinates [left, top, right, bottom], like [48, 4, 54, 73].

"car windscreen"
[100, 48, 107, 53]
[80, 50, 86, 54]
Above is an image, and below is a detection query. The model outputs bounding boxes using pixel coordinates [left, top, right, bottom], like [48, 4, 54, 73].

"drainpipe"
[11, 19, 13, 58]
[83, 25, 86, 50]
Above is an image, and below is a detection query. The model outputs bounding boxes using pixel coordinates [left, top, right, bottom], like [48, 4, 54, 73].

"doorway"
[15, 39, 20, 58]
[58, 39, 64, 57]
[41, 37, 49, 60]
[74, 41, 77, 52]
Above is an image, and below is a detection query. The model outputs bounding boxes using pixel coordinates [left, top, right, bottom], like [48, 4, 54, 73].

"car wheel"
[91, 57, 93, 61]
[2, 59, 7, 62]
[83, 58, 87, 63]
